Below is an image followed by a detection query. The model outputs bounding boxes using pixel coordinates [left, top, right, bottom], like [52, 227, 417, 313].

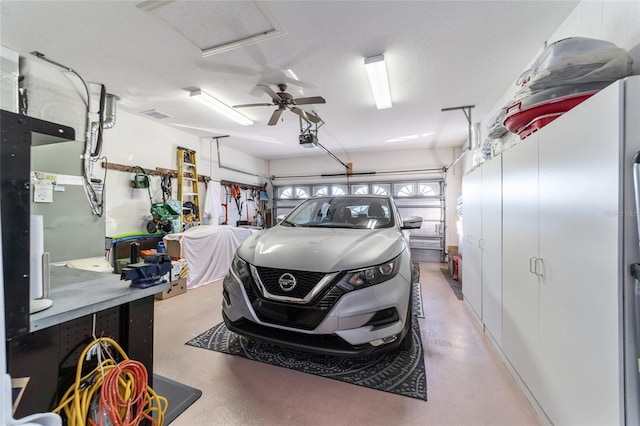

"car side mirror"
[276, 214, 286, 224]
[401, 216, 423, 229]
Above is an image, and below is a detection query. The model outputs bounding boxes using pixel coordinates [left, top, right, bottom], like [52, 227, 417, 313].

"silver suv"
[222, 195, 422, 356]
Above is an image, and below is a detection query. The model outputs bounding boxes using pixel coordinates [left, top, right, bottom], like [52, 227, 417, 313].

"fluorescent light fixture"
[385, 132, 434, 143]
[285, 68, 299, 81]
[364, 54, 392, 109]
[190, 89, 253, 126]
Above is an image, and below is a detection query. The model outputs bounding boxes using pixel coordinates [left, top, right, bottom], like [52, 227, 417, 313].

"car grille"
[241, 269, 348, 330]
[253, 266, 326, 299]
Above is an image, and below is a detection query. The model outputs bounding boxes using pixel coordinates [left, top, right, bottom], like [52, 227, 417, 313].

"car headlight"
[231, 254, 250, 281]
[337, 256, 401, 291]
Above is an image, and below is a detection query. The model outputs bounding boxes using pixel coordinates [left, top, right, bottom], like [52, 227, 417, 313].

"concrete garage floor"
[152, 262, 540, 426]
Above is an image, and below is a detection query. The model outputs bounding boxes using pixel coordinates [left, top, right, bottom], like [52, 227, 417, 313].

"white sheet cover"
[203, 181, 223, 225]
[164, 225, 255, 289]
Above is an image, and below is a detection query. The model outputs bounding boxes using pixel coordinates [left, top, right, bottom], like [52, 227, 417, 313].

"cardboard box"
[162, 259, 188, 283]
[170, 259, 188, 281]
[155, 278, 186, 300]
[447, 246, 459, 257]
[164, 239, 182, 260]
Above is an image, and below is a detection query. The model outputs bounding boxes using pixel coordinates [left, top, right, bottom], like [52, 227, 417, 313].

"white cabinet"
[535, 81, 622, 425]
[480, 157, 502, 345]
[501, 80, 628, 425]
[462, 167, 482, 321]
[502, 135, 542, 399]
[462, 159, 503, 344]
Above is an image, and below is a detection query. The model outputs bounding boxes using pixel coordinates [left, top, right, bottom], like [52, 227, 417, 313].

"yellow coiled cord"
[53, 337, 167, 426]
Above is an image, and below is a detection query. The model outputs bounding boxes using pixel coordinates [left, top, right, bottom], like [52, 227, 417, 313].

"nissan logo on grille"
[278, 273, 297, 292]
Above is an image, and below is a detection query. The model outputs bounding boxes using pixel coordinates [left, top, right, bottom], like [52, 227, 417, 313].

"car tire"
[400, 287, 413, 351]
[401, 327, 413, 351]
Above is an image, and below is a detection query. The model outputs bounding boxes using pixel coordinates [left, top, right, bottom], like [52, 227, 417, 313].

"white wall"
[101, 111, 268, 236]
[269, 147, 453, 182]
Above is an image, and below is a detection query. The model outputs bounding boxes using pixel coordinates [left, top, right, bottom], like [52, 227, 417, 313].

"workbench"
[0, 110, 184, 420]
[7, 266, 169, 418]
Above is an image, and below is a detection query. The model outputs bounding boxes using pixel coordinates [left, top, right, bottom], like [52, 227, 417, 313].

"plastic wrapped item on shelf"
[480, 139, 493, 160]
[514, 37, 633, 101]
[487, 106, 508, 139]
[503, 83, 602, 139]
[516, 81, 612, 108]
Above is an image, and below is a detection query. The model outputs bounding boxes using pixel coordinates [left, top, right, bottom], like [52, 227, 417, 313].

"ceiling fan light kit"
[364, 54, 392, 110]
[190, 89, 253, 126]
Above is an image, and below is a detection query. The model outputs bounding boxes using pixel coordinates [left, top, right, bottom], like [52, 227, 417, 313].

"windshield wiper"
[304, 222, 355, 229]
[281, 219, 301, 227]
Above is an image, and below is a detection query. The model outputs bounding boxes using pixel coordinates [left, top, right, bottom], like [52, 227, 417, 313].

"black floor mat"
[152, 374, 202, 424]
[186, 316, 427, 401]
[413, 281, 425, 318]
[440, 268, 463, 301]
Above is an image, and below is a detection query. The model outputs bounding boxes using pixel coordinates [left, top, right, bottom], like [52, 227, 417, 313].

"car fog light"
[369, 334, 398, 347]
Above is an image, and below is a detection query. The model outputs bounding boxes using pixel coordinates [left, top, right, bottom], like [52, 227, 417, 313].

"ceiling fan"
[233, 83, 325, 126]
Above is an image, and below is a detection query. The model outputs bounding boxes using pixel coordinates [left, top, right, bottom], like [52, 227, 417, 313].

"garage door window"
[278, 187, 310, 199]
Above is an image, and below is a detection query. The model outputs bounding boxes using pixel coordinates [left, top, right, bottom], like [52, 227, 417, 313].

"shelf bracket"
[441, 105, 475, 172]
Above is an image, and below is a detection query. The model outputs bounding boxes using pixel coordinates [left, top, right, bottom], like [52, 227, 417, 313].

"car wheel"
[401, 326, 413, 351]
[400, 287, 413, 351]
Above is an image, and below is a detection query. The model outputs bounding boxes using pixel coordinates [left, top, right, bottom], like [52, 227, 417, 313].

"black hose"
[91, 85, 106, 157]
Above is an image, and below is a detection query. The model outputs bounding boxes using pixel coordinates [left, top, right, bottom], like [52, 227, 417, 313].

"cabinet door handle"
[529, 257, 536, 274]
[479, 238, 484, 249]
[535, 258, 544, 277]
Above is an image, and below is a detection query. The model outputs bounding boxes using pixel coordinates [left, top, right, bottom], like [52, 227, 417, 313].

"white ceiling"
[0, 0, 579, 160]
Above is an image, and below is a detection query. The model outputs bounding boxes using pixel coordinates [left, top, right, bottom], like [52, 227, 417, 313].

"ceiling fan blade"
[291, 107, 321, 123]
[257, 84, 282, 102]
[268, 108, 285, 126]
[232, 103, 273, 108]
[292, 96, 326, 105]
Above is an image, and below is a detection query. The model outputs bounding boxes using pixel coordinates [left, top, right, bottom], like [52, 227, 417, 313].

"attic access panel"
[138, 0, 285, 57]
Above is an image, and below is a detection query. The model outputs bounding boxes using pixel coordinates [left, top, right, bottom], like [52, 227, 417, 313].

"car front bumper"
[222, 256, 412, 356]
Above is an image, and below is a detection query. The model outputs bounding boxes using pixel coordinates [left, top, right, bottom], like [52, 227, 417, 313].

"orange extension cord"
[53, 337, 167, 426]
[95, 360, 153, 426]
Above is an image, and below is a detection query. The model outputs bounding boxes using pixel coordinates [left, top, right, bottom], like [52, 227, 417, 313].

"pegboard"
[59, 307, 121, 369]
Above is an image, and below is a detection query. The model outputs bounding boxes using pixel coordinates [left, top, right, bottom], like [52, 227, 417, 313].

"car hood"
[237, 225, 407, 272]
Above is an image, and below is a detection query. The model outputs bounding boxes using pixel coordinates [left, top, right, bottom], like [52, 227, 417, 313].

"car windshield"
[282, 197, 394, 229]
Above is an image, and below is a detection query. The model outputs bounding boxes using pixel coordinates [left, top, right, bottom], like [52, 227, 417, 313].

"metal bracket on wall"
[213, 136, 268, 180]
[441, 105, 475, 172]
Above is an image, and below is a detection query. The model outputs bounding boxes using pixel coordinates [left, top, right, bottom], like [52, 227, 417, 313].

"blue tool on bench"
[121, 253, 172, 288]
